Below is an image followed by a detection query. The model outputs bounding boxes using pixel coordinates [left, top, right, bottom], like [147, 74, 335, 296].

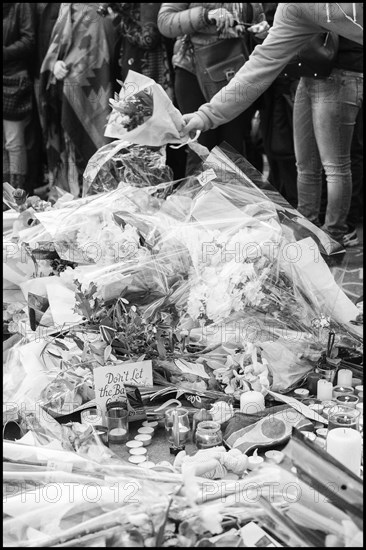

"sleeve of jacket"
[196, 3, 324, 129]
[3, 3, 35, 63]
[158, 3, 210, 38]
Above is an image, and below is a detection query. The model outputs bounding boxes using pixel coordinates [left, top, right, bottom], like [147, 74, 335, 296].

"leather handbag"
[3, 71, 33, 121]
[282, 32, 339, 79]
[194, 37, 250, 101]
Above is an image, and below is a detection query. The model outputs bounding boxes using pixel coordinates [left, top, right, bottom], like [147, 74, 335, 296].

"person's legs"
[175, 67, 219, 174]
[346, 103, 363, 235]
[310, 70, 363, 241]
[3, 117, 30, 188]
[294, 78, 323, 225]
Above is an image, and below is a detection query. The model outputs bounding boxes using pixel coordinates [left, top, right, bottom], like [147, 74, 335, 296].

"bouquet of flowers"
[82, 141, 175, 196]
[105, 71, 192, 146]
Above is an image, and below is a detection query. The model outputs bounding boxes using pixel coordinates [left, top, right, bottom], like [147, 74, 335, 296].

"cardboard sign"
[93, 361, 151, 422]
[110, 360, 153, 387]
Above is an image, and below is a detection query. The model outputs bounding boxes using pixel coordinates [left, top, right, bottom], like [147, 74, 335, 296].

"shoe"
[342, 229, 359, 247]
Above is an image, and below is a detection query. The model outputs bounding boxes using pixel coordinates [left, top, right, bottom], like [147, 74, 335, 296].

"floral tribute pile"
[3, 72, 363, 547]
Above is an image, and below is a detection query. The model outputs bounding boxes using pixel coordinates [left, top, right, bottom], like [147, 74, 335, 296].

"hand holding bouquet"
[105, 71, 194, 146]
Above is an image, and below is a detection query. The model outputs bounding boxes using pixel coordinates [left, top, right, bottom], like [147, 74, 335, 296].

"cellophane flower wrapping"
[104, 70, 190, 146]
[82, 140, 174, 196]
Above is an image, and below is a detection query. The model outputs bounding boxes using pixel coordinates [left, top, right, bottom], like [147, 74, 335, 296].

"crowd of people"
[3, 3, 363, 247]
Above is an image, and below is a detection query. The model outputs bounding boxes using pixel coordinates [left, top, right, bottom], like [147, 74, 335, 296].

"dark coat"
[3, 3, 35, 76]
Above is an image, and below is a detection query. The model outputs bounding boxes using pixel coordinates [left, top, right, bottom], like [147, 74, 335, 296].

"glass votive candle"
[335, 394, 359, 408]
[317, 363, 337, 384]
[306, 372, 321, 395]
[81, 408, 103, 426]
[332, 386, 354, 399]
[195, 421, 223, 450]
[106, 407, 129, 444]
[327, 405, 360, 431]
[164, 408, 190, 451]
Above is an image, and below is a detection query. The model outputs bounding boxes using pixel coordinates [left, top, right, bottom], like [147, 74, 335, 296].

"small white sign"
[197, 168, 217, 186]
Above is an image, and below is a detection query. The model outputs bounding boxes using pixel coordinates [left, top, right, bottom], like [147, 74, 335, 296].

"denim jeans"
[3, 116, 30, 176]
[294, 69, 363, 240]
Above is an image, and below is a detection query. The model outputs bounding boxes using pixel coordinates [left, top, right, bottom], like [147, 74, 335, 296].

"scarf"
[39, 3, 114, 194]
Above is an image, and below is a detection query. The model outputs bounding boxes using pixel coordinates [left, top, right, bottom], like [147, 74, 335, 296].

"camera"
[96, 3, 122, 17]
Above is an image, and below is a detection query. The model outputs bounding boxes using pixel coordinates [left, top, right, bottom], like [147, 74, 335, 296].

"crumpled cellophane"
[82, 140, 174, 196]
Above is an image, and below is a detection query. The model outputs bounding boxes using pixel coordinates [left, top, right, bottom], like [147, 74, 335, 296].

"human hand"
[207, 8, 235, 33]
[180, 113, 205, 138]
[53, 60, 69, 80]
[248, 20, 270, 40]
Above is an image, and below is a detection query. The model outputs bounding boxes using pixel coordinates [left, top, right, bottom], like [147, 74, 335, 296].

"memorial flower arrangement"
[109, 86, 154, 131]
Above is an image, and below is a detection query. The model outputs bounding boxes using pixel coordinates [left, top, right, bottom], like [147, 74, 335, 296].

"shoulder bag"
[194, 37, 250, 101]
[282, 32, 339, 79]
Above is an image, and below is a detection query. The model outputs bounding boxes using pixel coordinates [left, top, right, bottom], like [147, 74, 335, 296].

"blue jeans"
[294, 69, 363, 240]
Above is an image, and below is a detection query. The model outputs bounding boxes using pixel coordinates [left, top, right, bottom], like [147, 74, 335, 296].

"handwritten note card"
[93, 360, 152, 421]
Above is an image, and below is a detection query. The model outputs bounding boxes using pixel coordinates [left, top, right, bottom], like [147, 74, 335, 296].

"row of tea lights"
[294, 368, 363, 407]
[125, 421, 158, 465]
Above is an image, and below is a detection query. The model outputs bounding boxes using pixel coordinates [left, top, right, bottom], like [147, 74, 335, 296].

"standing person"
[293, 33, 363, 245]
[258, 3, 299, 207]
[114, 3, 175, 100]
[158, 3, 269, 175]
[3, 3, 35, 189]
[181, 4, 363, 133]
[111, 2, 186, 179]
[29, 3, 61, 196]
[344, 104, 363, 246]
[38, 3, 117, 196]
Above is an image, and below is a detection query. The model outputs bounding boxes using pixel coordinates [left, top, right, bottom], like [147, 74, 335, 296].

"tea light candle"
[326, 428, 362, 475]
[247, 449, 264, 470]
[135, 434, 152, 446]
[352, 379, 362, 388]
[337, 369, 353, 387]
[333, 386, 354, 399]
[317, 380, 333, 401]
[354, 385, 363, 395]
[138, 426, 155, 436]
[316, 428, 328, 439]
[128, 455, 147, 464]
[335, 395, 359, 408]
[358, 392, 363, 403]
[81, 410, 102, 426]
[265, 450, 284, 464]
[129, 447, 147, 456]
[126, 440, 143, 449]
[294, 388, 309, 398]
[108, 428, 127, 438]
[142, 421, 158, 429]
[240, 391, 265, 415]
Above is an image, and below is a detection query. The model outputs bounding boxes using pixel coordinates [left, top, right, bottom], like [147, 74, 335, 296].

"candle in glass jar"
[240, 391, 265, 415]
[335, 395, 359, 408]
[326, 428, 362, 475]
[337, 369, 353, 387]
[332, 386, 354, 399]
[317, 380, 333, 401]
[108, 427, 128, 443]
